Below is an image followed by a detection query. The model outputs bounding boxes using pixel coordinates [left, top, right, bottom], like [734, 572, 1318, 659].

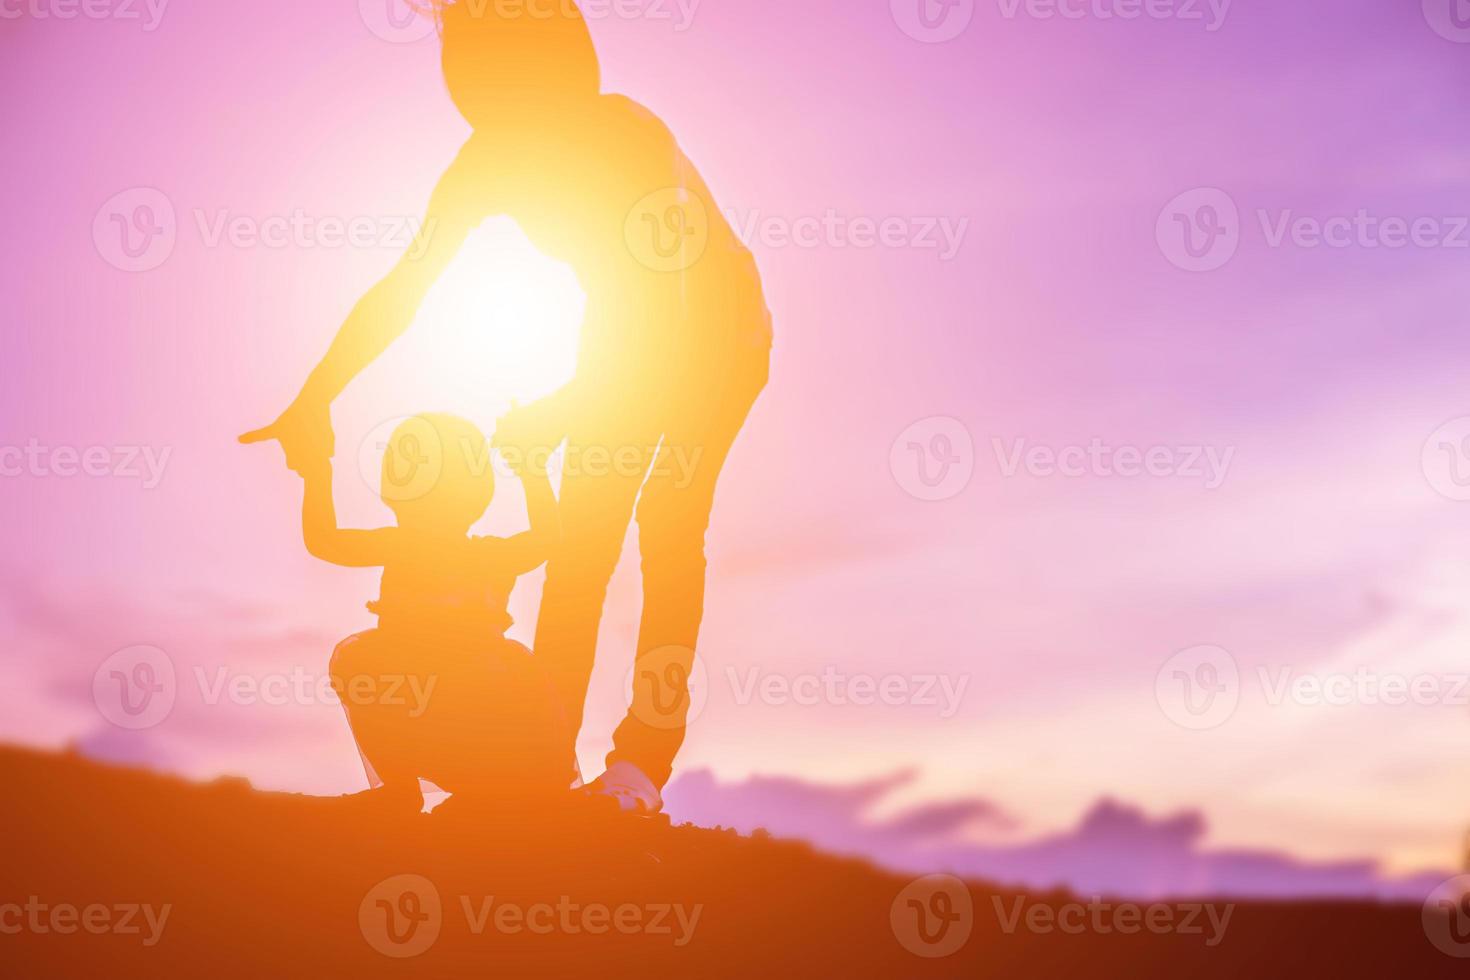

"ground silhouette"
[1, 745, 1460, 978]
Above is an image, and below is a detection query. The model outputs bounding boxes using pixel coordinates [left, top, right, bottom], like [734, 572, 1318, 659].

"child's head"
[380, 413, 494, 534]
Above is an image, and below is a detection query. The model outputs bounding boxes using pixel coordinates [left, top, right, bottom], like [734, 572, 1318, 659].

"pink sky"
[6, 0, 1470, 893]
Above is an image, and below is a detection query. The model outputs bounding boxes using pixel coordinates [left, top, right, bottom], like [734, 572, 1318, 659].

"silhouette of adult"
[242, 1, 770, 812]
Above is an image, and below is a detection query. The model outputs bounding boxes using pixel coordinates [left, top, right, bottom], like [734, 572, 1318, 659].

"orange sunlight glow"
[410, 216, 583, 410]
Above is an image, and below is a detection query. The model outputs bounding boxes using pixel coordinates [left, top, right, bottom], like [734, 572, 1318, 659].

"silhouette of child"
[299, 413, 565, 813]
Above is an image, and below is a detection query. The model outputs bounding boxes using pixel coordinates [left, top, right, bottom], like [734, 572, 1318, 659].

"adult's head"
[434, 0, 602, 129]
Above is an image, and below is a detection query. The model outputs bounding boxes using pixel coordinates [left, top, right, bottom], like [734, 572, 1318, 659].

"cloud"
[70, 726, 180, 772]
[876, 798, 1019, 843]
[664, 769, 1453, 902]
[0, 570, 362, 793]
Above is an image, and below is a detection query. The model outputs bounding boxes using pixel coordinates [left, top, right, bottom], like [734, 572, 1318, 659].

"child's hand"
[296, 457, 332, 482]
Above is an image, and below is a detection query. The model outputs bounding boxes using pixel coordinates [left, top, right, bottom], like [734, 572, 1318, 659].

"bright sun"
[402, 216, 584, 413]
[337, 217, 584, 526]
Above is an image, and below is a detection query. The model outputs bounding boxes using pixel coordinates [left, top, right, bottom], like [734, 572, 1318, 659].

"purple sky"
[5, 0, 1470, 897]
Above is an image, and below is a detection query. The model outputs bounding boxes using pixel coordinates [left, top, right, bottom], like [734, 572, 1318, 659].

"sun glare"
[408, 217, 584, 411]
[335, 218, 585, 531]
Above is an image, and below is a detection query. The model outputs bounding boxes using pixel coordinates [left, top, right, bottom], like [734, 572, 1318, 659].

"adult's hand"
[494, 397, 568, 471]
[239, 397, 334, 475]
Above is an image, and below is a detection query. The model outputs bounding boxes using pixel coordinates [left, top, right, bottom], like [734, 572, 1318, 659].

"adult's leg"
[533, 415, 659, 767]
[608, 353, 769, 788]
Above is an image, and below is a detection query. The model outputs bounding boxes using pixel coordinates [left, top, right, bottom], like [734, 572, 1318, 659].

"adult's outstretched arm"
[239, 140, 488, 472]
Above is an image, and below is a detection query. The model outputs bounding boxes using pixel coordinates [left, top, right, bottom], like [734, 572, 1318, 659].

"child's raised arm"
[301, 457, 396, 568]
[492, 452, 562, 575]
